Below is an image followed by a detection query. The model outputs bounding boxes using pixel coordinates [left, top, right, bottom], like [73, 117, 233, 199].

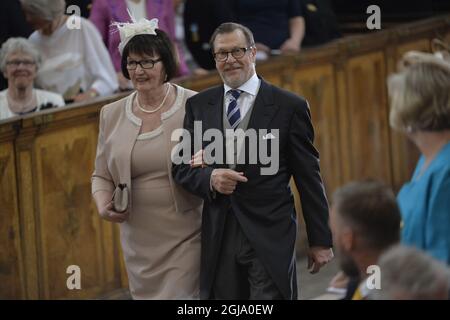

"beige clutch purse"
[112, 183, 129, 213]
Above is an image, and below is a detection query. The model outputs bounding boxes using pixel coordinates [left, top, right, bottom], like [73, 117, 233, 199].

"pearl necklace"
[136, 84, 171, 114]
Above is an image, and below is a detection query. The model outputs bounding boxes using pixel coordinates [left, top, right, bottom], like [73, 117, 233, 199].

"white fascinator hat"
[113, 10, 159, 55]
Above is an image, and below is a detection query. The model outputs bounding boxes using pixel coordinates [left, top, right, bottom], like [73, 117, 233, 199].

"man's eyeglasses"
[126, 58, 162, 70]
[6, 60, 36, 68]
[213, 46, 254, 62]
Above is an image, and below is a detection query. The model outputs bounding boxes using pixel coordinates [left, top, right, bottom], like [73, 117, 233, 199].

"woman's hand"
[99, 201, 129, 223]
[190, 149, 206, 168]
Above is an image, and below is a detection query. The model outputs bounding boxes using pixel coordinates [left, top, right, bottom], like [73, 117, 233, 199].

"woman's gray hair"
[371, 245, 450, 300]
[20, 0, 66, 21]
[388, 51, 450, 132]
[0, 37, 41, 72]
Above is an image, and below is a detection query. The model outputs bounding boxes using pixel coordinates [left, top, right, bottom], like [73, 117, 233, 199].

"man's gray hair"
[371, 245, 450, 300]
[0, 37, 41, 72]
[20, 0, 66, 21]
[209, 22, 255, 53]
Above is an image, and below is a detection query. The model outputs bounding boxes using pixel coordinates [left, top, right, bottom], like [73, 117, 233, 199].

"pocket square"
[262, 133, 276, 140]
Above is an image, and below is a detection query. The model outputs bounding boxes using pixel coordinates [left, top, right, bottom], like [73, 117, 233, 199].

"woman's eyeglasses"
[126, 58, 162, 70]
[6, 60, 36, 68]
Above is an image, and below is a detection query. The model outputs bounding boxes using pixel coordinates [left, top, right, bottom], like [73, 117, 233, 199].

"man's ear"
[250, 46, 257, 61]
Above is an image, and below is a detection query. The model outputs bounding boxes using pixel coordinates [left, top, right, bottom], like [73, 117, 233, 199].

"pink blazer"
[89, 0, 189, 75]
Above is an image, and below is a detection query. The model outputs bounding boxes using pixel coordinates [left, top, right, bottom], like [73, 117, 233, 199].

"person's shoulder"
[266, 82, 308, 107]
[28, 30, 40, 42]
[78, 17, 103, 37]
[79, 16, 98, 30]
[431, 144, 450, 174]
[175, 84, 197, 100]
[424, 149, 450, 195]
[100, 93, 131, 119]
[187, 85, 222, 103]
[260, 81, 309, 116]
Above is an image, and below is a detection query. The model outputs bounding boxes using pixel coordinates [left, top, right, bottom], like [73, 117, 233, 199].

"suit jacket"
[92, 85, 201, 213]
[172, 78, 332, 299]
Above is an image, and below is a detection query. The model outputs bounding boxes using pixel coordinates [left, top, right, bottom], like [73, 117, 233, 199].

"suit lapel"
[247, 79, 278, 131]
[204, 87, 227, 167]
[205, 87, 224, 133]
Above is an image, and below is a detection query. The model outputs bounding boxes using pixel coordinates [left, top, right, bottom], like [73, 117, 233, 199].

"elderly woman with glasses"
[91, 18, 202, 299]
[389, 50, 450, 265]
[0, 37, 64, 120]
[20, 0, 118, 102]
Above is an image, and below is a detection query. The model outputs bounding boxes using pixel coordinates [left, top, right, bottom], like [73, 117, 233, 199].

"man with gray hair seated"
[371, 245, 450, 300]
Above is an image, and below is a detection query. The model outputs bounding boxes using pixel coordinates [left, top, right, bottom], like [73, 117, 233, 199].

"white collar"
[224, 73, 259, 96]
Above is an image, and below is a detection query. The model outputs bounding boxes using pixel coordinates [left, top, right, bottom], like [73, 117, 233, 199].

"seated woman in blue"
[388, 51, 450, 265]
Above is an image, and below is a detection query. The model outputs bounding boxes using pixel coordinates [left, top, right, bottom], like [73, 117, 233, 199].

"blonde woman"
[389, 50, 450, 265]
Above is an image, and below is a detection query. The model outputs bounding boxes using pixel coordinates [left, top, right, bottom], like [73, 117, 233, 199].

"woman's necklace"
[136, 84, 171, 114]
[7, 89, 37, 114]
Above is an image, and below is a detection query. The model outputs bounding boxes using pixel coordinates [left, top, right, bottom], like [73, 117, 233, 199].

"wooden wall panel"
[16, 147, 39, 299]
[292, 64, 342, 194]
[344, 52, 392, 183]
[33, 123, 118, 299]
[0, 142, 24, 299]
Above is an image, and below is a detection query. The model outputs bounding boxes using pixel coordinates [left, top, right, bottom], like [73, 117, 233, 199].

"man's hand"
[211, 169, 248, 195]
[307, 247, 334, 274]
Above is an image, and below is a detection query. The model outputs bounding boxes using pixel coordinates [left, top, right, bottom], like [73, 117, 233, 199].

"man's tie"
[227, 89, 241, 129]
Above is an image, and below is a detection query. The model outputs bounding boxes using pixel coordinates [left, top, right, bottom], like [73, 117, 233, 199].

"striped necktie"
[227, 89, 242, 129]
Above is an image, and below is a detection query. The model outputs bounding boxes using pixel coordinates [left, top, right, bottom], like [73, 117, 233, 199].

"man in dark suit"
[172, 22, 333, 300]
